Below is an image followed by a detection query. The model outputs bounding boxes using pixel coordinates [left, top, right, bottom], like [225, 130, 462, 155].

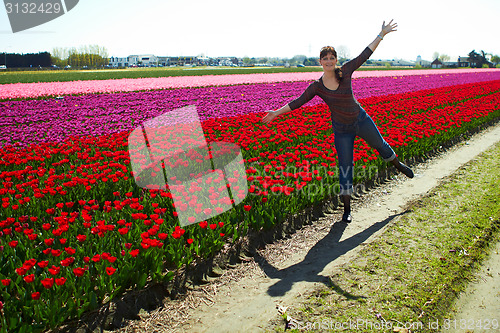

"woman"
[262, 20, 414, 223]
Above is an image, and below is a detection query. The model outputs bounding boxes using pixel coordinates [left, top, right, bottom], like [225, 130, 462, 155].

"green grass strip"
[279, 141, 500, 333]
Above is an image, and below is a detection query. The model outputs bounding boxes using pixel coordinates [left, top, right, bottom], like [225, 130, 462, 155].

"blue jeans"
[332, 109, 396, 195]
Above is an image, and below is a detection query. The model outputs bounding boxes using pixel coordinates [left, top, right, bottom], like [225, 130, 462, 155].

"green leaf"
[9, 316, 20, 330]
[78, 302, 90, 317]
[164, 271, 175, 282]
[137, 272, 148, 289]
[89, 291, 98, 310]
[110, 285, 124, 299]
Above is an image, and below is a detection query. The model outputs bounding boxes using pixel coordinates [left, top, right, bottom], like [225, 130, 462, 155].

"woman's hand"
[262, 110, 279, 124]
[381, 19, 397, 37]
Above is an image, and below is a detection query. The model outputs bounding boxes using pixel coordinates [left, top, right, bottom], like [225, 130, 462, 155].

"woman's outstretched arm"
[262, 82, 317, 124]
[262, 104, 292, 124]
[368, 19, 398, 52]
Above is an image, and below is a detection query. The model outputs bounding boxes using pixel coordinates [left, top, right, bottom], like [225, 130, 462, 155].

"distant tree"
[467, 50, 490, 68]
[51, 44, 109, 68]
[3, 52, 51, 67]
[291, 55, 307, 66]
[433, 51, 440, 61]
[67, 53, 107, 68]
[439, 54, 450, 63]
[303, 57, 318, 66]
[50, 56, 65, 67]
[481, 50, 492, 67]
[336, 45, 350, 61]
[491, 55, 500, 65]
[468, 50, 480, 67]
[269, 58, 281, 66]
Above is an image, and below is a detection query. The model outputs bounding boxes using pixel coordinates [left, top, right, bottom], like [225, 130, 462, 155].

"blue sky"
[1, 0, 499, 61]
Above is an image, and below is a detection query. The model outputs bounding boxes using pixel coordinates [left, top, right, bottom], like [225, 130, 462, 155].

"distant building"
[391, 59, 415, 67]
[109, 54, 158, 67]
[109, 56, 130, 67]
[137, 55, 158, 67]
[416, 55, 431, 67]
[197, 56, 210, 66]
[217, 57, 239, 66]
[431, 59, 443, 68]
[442, 56, 460, 68]
[157, 56, 169, 67]
[128, 55, 139, 67]
[458, 56, 470, 67]
[167, 56, 197, 66]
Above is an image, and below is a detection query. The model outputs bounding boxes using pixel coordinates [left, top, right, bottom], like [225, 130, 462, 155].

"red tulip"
[16, 267, 27, 276]
[49, 266, 61, 275]
[41, 278, 54, 289]
[37, 260, 49, 268]
[76, 234, 87, 242]
[73, 267, 85, 277]
[23, 274, 35, 283]
[55, 277, 67, 286]
[106, 267, 117, 276]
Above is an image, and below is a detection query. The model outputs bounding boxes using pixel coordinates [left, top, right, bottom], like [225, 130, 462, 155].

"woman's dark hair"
[320, 46, 343, 82]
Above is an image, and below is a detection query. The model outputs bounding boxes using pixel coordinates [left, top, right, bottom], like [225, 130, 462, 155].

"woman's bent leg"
[390, 157, 414, 178]
[356, 113, 395, 162]
[357, 113, 413, 178]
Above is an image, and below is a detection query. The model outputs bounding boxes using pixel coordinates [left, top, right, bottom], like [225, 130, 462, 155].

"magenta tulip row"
[1, 70, 500, 149]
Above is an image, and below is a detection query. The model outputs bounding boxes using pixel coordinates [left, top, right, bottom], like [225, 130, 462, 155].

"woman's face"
[319, 52, 337, 71]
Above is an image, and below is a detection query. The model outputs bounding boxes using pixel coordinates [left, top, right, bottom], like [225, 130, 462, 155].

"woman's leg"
[341, 195, 352, 222]
[390, 157, 414, 178]
[357, 112, 414, 178]
[334, 130, 355, 222]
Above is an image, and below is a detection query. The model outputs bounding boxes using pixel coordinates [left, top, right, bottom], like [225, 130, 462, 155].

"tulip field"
[1, 68, 500, 332]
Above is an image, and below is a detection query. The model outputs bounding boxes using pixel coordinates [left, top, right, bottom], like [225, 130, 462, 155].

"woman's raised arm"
[368, 19, 398, 53]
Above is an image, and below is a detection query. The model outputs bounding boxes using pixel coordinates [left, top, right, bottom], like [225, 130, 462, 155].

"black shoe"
[341, 212, 352, 223]
[397, 163, 414, 178]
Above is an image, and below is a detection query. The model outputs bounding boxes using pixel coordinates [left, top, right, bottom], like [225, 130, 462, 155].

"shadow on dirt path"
[254, 212, 406, 298]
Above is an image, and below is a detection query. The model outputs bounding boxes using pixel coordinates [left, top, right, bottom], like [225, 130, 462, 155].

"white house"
[431, 59, 443, 68]
[108, 56, 129, 67]
[137, 55, 158, 67]
[108, 55, 158, 67]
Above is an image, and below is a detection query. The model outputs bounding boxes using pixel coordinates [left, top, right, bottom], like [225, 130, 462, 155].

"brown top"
[288, 47, 373, 124]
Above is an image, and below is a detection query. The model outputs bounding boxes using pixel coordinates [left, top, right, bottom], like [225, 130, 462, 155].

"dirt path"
[442, 240, 500, 333]
[121, 123, 500, 333]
